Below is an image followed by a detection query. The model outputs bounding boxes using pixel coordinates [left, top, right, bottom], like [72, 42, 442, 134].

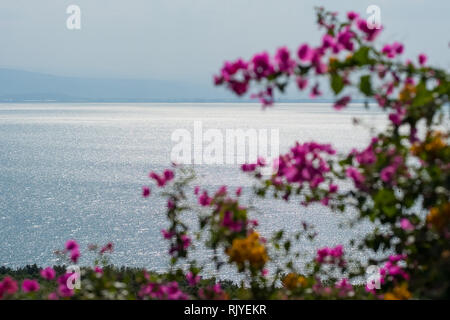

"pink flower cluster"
[65, 239, 80, 263]
[161, 229, 191, 256]
[198, 283, 228, 300]
[400, 218, 414, 231]
[316, 245, 345, 266]
[139, 282, 188, 300]
[100, 242, 114, 254]
[380, 155, 404, 184]
[195, 185, 252, 233]
[57, 272, 77, 297]
[22, 279, 40, 293]
[346, 167, 365, 189]
[356, 18, 382, 41]
[142, 169, 175, 197]
[388, 106, 407, 126]
[366, 254, 409, 294]
[335, 278, 354, 297]
[381, 254, 409, 280]
[149, 169, 175, 187]
[0, 277, 18, 299]
[186, 271, 201, 286]
[221, 211, 243, 232]
[40, 267, 56, 280]
[275, 142, 336, 188]
[381, 42, 404, 58]
[214, 11, 384, 106]
[350, 137, 378, 165]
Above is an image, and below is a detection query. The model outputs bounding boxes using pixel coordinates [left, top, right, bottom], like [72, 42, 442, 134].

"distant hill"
[0, 68, 364, 103]
[0, 68, 235, 102]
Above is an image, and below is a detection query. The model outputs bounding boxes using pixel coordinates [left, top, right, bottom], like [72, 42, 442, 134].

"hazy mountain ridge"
[0, 68, 233, 102]
[0, 68, 356, 103]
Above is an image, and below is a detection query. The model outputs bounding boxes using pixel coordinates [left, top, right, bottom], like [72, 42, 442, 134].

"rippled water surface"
[0, 103, 390, 275]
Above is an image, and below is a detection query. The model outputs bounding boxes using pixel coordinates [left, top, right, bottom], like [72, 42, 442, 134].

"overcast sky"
[0, 0, 449, 86]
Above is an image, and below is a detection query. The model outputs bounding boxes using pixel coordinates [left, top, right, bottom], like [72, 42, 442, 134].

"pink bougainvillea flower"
[22, 279, 40, 293]
[100, 242, 114, 254]
[400, 218, 414, 231]
[251, 52, 274, 79]
[198, 191, 212, 206]
[356, 19, 382, 41]
[241, 163, 257, 172]
[181, 234, 191, 249]
[276, 141, 335, 193]
[322, 34, 335, 49]
[194, 186, 200, 195]
[382, 44, 395, 58]
[336, 278, 354, 297]
[186, 271, 201, 286]
[235, 187, 242, 196]
[65, 239, 79, 251]
[392, 42, 404, 54]
[163, 169, 174, 182]
[161, 229, 175, 239]
[167, 199, 176, 210]
[316, 245, 345, 266]
[40, 267, 56, 280]
[0, 277, 18, 297]
[309, 83, 322, 98]
[329, 184, 338, 193]
[296, 76, 308, 90]
[351, 138, 377, 165]
[215, 186, 227, 197]
[48, 292, 59, 300]
[380, 165, 396, 183]
[337, 28, 355, 51]
[346, 167, 365, 188]
[297, 43, 313, 61]
[418, 53, 427, 65]
[221, 211, 243, 232]
[94, 266, 103, 274]
[149, 172, 166, 187]
[70, 248, 80, 263]
[274, 46, 295, 73]
[220, 58, 248, 81]
[160, 282, 189, 300]
[57, 273, 76, 297]
[58, 284, 74, 298]
[334, 96, 351, 110]
[347, 11, 359, 21]
[142, 186, 151, 197]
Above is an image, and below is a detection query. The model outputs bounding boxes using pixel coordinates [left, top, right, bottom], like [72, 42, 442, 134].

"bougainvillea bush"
[1, 7, 449, 300]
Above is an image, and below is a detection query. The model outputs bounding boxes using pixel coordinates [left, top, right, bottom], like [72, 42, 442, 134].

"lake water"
[0, 103, 389, 276]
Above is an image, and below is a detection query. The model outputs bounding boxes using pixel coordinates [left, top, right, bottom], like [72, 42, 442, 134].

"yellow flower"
[328, 57, 338, 71]
[427, 203, 450, 231]
[441, 250, 450, 259]
[384, 283, 412, 300]
[411, 131, 447, 156]
[329, 56, 338, 65]
[226, 231, 268, 269]
[282, 273, 307, 290]
[398, 83, 416, 101]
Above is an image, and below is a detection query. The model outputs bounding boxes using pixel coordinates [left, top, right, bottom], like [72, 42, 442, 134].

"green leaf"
[331, 73, 344, 94]
[359, 75, 373, 96]
[353, 46, 370, 65]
